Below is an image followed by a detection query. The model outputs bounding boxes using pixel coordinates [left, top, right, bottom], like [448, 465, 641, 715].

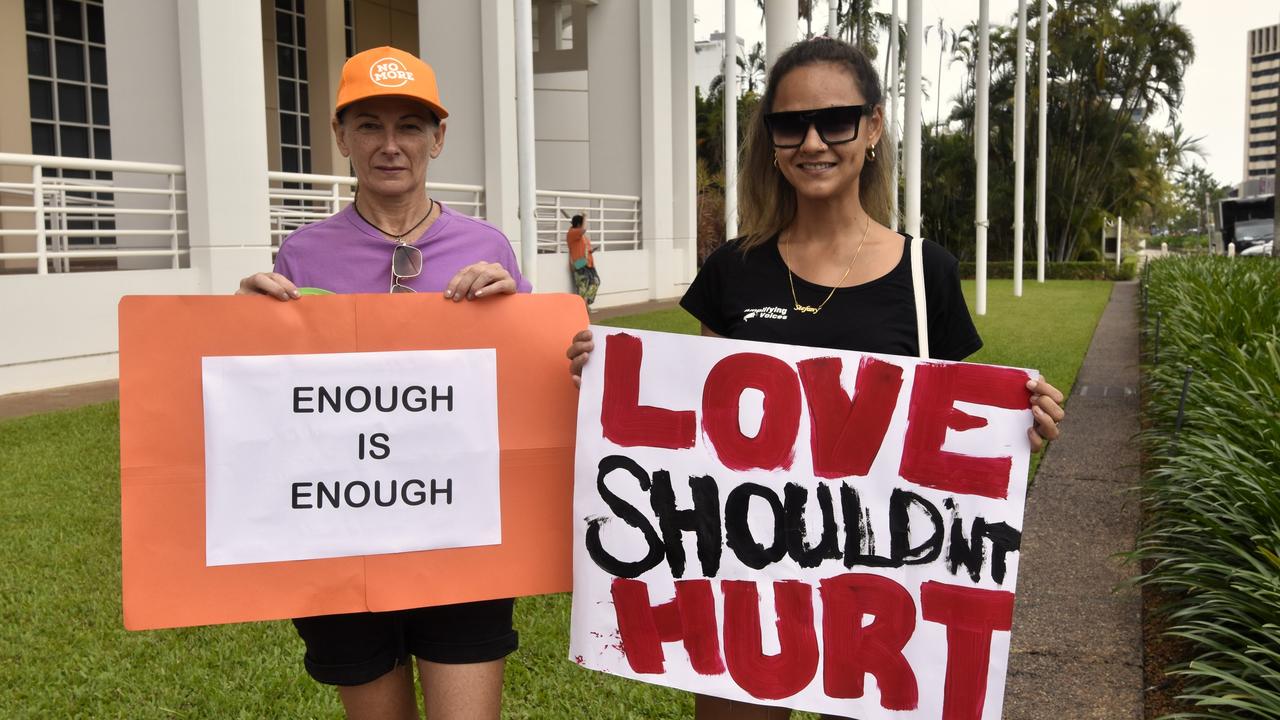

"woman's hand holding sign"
[444, 262, 518, 302]
[237, 272, 301, 301]
[567, 329, 595, 389]
[1026, 377, 1065, 451]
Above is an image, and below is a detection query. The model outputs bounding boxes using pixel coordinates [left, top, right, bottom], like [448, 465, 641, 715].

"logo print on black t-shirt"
[742, 305, 789, 322]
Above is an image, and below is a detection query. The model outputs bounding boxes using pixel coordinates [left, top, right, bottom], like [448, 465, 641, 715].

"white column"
[888, 0, 899, 231]
[480, 0, 520, 242]
[1012, 0, 1027, 297]
[1036, 0, 1048, 282]
[974, 0, 990, 316]
[1116, 216, 1123, 272]
[671, 0, 698, 288]
[765, 0, 799, 68]
[725, 0, 738, 240]
[828, 0, 838, 37]
[513, 0, 539, 288]
[176, 0, 272, 293]
[904, 0, 922, 238]
[640, 0, 676, 299]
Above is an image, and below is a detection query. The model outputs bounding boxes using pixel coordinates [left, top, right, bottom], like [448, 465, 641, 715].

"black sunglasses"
[390, 243, 422, 293]
[763, 104, 874, 148]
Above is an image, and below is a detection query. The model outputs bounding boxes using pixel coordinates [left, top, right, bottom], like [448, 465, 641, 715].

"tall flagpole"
[724, 0, 737, 239]
[904, 0, 922, 238]
[514, 0, 539, 287]
[1013, 0, 1027, 297]
[975, 0, 990, 315]
[888, 0, 899, 231]
[1036, 0, 1048, 282]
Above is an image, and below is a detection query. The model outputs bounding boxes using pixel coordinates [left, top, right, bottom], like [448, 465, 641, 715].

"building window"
[276, 0, 311, 175]
[555, 1, 573, 50]
[344, 0, 355, 57]
[25, 0, 115, 253]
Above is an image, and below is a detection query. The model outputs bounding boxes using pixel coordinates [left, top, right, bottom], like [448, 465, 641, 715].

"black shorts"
[291, 598, 518, 686]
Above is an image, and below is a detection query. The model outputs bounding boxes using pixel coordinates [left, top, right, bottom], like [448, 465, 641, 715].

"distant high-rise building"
[1244, 23, 1279, 189]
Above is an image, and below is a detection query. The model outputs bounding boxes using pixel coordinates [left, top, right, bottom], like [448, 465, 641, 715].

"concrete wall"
[535, 71, 590, 191]
[585, 1, 641, 199]
[103, 0, 186, 271]
[0, 0, 36, 271]
[0, 269, 200, 394]
[418, 1, 486, 188]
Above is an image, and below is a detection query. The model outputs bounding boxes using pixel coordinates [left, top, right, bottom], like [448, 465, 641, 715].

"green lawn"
[0, 279, 1110, 718]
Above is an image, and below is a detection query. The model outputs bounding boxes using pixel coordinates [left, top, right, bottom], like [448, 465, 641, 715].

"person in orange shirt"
[566, 214, 600, 307]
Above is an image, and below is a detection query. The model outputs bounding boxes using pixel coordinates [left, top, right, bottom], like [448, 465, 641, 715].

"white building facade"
[0, 0, 697, 395]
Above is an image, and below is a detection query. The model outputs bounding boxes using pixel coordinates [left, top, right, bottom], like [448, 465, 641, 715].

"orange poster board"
[119, 293, 586, 630]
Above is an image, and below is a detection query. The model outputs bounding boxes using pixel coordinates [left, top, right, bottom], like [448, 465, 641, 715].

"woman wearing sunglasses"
[568, 36, 1064, 720]
[237, 46, 527, 720]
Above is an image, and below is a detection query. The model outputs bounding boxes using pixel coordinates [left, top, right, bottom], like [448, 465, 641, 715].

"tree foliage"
[919, 0, 1202, 261]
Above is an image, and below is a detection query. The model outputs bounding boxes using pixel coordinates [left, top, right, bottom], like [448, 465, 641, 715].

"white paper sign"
[570, 327, 1034, 719]
[202, 349, 500, 566]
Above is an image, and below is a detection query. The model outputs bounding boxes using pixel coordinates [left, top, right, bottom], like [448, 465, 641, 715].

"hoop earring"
[772, 154, 779, 169]
[867, 147, 877, 162]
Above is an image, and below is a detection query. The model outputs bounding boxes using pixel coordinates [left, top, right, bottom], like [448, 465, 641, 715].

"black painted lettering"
[317, 481, 340, 509]
[346, 386, 371, 412]
[889, 488, 944, 565]
[404, 385, 427, 411]
[647, 471, 722, 578]
[369, 433, 390, 460]
[292, 482, 312, 509]
[839, 483, 897, 568]
[403, 479, 426, 505]
[318, 386, 341, 413]
[430, 478, 453, 505]
[293, 386, 314, 413]
[584, 455, 665, 578]
[724, 483, 786, 570]
[374, 386, 398, 413]
[374, 479, 398, 507]
[345, 480, 370, 507]
[783, 482, 841, 568]
[432, 385, 454, 412]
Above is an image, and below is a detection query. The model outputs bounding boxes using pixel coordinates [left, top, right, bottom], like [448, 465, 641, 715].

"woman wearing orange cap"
[238, 46, 525, 720]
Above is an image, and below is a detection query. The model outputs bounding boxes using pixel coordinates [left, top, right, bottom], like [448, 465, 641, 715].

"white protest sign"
[570, 327, 1034, 719]
[202, 349, 500, 566]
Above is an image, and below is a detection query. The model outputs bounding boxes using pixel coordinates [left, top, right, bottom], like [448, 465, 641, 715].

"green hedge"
[1133, 257, 1280, 719]
[958, 260, 1137, 281]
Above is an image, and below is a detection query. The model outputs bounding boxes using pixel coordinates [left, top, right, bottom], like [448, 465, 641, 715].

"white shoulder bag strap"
[910, 235, 929, 360]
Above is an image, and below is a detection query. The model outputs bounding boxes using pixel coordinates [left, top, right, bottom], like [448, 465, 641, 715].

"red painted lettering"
[900, 363, 1030, 498]
[702, 353, 801, 471]
[601, 333, 696, 449]
[611, 578, 724, 675]
[721, 580, 819, 700]
[819, 573, 919, 710]
[798, 356, 904, 479]
[920, 581, 1016, 720]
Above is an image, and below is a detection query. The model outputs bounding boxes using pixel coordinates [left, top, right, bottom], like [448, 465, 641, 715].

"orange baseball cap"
[335, 46, 449, 120]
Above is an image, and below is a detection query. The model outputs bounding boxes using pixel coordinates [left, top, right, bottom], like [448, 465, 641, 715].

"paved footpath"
[1003, 281, 1144, 719]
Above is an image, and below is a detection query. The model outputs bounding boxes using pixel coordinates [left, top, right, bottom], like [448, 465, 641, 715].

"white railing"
[535, 189, 641, 254]
[268, 171, 485, 246]
[0, 153, 187, 274]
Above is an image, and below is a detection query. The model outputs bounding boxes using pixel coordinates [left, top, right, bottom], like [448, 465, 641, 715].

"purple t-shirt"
[274, 202, 532, 294]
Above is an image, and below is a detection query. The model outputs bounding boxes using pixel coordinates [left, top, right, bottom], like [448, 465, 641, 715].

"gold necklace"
[782, 214, 872, 315]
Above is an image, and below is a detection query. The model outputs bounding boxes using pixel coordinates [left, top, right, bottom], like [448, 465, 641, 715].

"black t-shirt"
[680, 234, 982, 361]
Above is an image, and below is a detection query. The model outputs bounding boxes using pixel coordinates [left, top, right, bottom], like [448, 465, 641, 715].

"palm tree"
[744, 41, 767, 93]
[753, 0, 817, 38]
[926, 18, 956, 128]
